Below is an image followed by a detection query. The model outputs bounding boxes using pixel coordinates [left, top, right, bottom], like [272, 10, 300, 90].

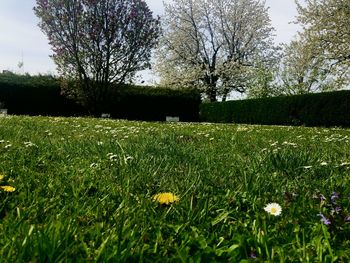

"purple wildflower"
[318, 213, 331, 225]
[331, 192, 339, 204]
[331, 206, 342, 215]
[320, 194, 326, 202]
[250, 252, 257, 259]
[345, 216, 350, 222]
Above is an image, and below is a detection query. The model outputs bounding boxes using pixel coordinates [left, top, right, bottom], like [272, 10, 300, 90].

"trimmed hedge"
[0, 73, 201, 121]
[200, 90, 350, 127]
[0, 73, 84, 116]
[108, 84, 201, 121]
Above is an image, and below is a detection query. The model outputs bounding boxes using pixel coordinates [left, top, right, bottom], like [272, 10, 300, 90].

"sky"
[0, 0, 301, 82]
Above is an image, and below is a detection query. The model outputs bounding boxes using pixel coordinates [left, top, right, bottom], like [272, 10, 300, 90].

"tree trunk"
[207, 87, 217, 102]
[205, 74, 218, 102]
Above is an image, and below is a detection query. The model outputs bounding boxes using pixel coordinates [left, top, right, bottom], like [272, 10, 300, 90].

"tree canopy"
[296, 0, 350, 68]
[34, 0, 160, 113]
[155, 0, 279, 102]
[279, 0, 350, 94]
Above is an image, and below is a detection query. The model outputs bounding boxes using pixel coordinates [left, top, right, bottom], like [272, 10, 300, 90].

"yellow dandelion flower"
[0, 174, 4, 181]
[0, 185, 16, 192]
[152, 192, 179, 205]
[264, 203, 282, 216]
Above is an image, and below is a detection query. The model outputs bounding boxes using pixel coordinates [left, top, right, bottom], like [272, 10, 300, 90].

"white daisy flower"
[264, 203, 282, 216]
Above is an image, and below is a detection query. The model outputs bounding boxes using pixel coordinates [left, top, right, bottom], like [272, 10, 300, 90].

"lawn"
[0, 115, 349, 262]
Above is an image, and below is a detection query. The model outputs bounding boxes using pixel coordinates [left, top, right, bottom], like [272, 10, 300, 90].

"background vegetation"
[0, 72, 200, 121]
[156, 0, 349, 101]
[34, 0, 161, 112]
[0, 72, 83, 116]
[200, 90, 350, 127]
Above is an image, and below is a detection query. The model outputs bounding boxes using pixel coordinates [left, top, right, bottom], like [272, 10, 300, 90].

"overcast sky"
[0, 0, 301, 79]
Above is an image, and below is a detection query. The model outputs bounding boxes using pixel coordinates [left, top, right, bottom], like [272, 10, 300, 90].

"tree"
[34, 0, 160, 113]
[155, 0, 279, 102]
[247, 62, 280, 98]
[277, 37, 330, 95]
[293, 0, 350, 89]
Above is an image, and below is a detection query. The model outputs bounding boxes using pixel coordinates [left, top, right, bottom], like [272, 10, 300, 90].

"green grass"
[0, 115, 349, 262]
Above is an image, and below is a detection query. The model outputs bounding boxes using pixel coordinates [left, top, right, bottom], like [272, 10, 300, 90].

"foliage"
[296, 0, 350, 68]
[200, 90, 350, 127]
[104, 84, 201, 121]
[278, 0, 350, 95]
[155, 0, 279, 102]
[278, 38, 332, 95]
[247, 62, 280, 99]
[34, 0, 161, 112]
[0, 72, 200, 121]
[0, 116, 350, 261]
[0, 72, 83, 116]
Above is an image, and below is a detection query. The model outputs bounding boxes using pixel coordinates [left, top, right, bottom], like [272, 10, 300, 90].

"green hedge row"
[200, 90, 350, 126]
[109, 85, 201, 121]
[0, 73, 201, 121]
[0, 73, 83, 116]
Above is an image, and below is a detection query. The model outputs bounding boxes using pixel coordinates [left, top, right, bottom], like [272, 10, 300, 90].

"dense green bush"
[0, 73, 201, 121]
[0, 72, 84, 116]
[107, 85, 201, 121]
[200, 90, 350, 126]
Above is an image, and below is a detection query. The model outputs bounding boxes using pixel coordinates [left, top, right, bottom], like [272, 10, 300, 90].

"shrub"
[0, 72, 84, 116]
[105, 84, 201, 122]
[200, 90, 350, 127]
[0, 73, 201, 121]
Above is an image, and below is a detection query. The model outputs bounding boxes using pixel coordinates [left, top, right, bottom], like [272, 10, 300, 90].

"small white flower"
[270, 141, 278, 147]
[237, 127, 249, 132]
[264, 203, 282, 216]
[282, 141, 297, 147]
[90, 163, 98, 168]
[4, 144, 12, 149]
[320, 162, 328, 166]
[272, 147, 280, 153]
[124, 155, 134, 162]
[302, 165, 313, 169]
[24, 141, 37, 147]
[109, 154, 118, 161]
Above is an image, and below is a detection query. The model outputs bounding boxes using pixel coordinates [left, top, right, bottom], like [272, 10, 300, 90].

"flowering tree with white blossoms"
[34, 0, 160, 113]
[155, 0, 279, 102]
[278, 0, 350, 95]
[296, 0, 350, 72]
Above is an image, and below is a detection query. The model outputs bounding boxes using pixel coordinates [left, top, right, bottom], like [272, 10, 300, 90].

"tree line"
[34, 0, 350, 111]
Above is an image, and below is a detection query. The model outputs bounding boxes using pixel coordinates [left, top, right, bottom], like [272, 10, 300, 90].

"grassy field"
[0, 115, 349, 262]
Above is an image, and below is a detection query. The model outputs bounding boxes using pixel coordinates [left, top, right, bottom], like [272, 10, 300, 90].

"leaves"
[34, 0, 161, 111]
[280, 0, 350, 95]
[155, 0, 279, 102]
